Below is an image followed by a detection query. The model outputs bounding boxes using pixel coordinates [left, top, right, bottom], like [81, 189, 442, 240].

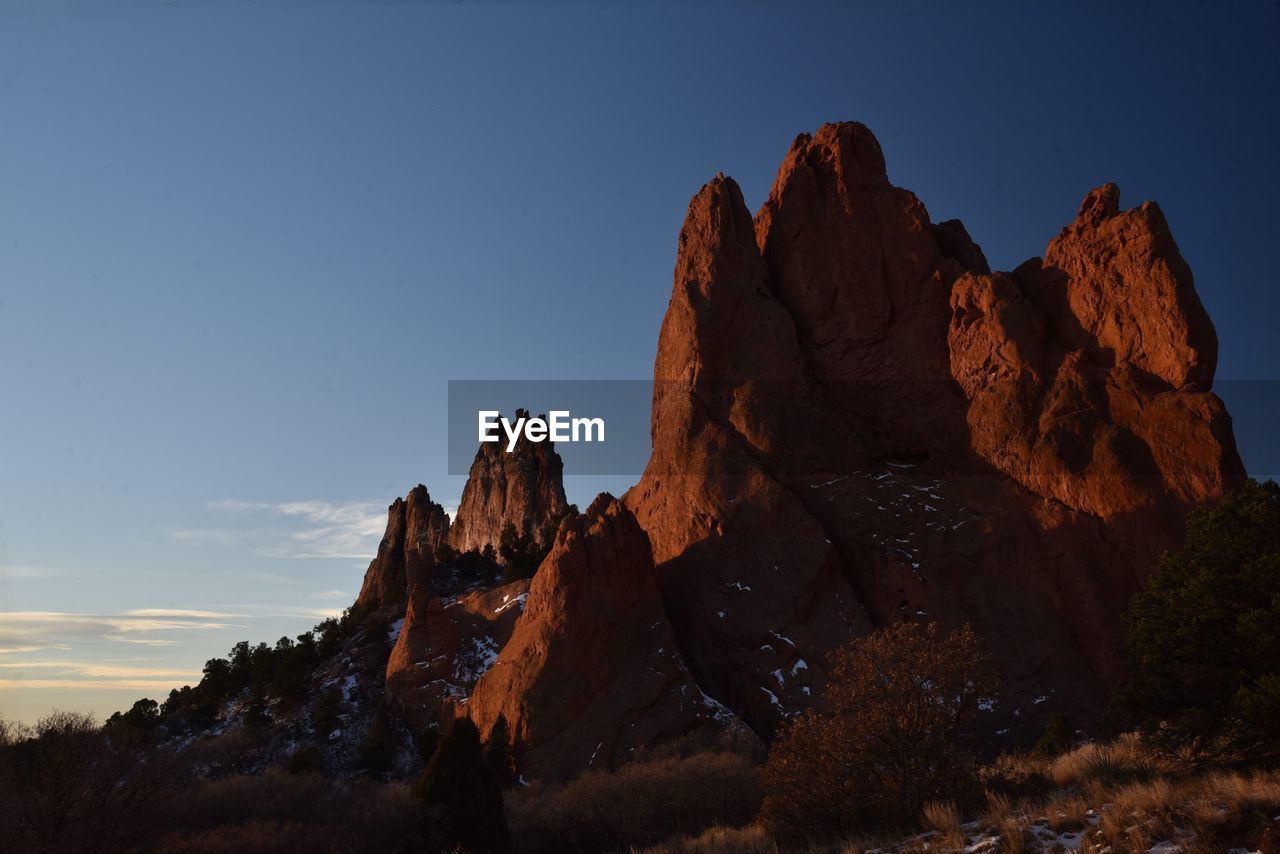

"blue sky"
[1, 1, 1277, 723]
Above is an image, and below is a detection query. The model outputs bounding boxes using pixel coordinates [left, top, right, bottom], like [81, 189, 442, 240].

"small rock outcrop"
[355, 484, 450, 610]
[467, 494, 739, 781]
[446, 410, 569, 554]
[384, 578, 531, 732]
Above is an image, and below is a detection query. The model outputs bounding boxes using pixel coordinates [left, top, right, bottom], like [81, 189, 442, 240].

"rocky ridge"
[356, 122, 1243, 779]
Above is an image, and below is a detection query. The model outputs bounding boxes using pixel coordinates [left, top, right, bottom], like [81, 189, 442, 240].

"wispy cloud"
[233, 604, 344, 620]
[311, 589, 349, 600]
[123, 609, 243, 619]
[0, 609, 245, 655]
[0, 660, 200, 679]
[170, 528, 243, 546]
[0, 678, 198, 691]
[179, 499, 387, 560]
[0, 565, 53, 579]
[0, 644, 70, 655]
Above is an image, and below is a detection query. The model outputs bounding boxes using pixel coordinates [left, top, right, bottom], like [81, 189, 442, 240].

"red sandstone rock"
[447, 410, 569, 555]
[356, 484, 450, 610]
[371, 122, 1244, 770]
[625, 122, 1244, 738]
[385, 578, 531, 732]
[467, 494, 741, 781]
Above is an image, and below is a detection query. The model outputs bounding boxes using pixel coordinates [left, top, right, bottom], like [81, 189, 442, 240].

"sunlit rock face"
[356, 484, 450, 610]
[446, 410, 569, 555]
[624, 122, 1244, 737]
[467, 494, 742, 782]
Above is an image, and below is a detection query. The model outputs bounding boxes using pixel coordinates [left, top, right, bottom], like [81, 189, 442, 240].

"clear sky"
[1, 0, 1277, 723]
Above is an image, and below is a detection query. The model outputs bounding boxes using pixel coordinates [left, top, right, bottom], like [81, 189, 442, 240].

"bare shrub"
[760, 622, 998, 842]
[152, 770, 443, 853]
[505, 750, 761, 853]
[0, 710, 176, 853]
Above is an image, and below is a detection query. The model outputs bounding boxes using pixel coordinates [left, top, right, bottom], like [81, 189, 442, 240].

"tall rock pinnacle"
[447, 409, 569, 555]
[355, 484, 450, 610]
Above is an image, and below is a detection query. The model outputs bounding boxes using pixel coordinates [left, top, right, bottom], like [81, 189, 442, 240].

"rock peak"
[355, 483, 449, 609]
[1076, 182, 1121, 225]
[447, 410, 568, 554]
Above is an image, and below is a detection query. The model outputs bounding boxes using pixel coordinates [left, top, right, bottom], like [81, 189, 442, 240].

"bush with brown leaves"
[760, 622, 998, 843]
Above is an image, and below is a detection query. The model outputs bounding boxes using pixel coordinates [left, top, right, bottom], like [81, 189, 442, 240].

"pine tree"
[1119, 478, 1280, 765]
[358, 701, 396, 775]
[412, 717, 511, 852]
[483, 714, 516, 788]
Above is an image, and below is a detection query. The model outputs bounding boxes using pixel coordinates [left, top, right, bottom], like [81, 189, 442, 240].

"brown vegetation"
[505, 750, 761, 853]
[760, 622, 998, 842]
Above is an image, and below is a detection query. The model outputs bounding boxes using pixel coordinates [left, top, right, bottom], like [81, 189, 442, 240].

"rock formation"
[467, 494, 741, 780]
[446, 410, 569, 554]
[385, 578, 531, 732]
[356, 484, 450, 610]
[360, 122, 1243, 778]
[625, 122, 1244, 738]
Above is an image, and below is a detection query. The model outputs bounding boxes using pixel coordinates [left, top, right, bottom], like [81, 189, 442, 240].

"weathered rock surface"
[447, 410, 569, 554]
[384, 578, 531, 732]
[467, 494, 741, 781]
[356, 484, 450, 610]
[625, 122, 1244, 738]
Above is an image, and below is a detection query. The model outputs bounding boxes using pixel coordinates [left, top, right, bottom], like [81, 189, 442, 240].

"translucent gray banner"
[447, 379, 1280, 480]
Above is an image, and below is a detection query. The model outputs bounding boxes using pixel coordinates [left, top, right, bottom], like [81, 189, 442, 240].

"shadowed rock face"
[625, 122, 1244, 738]
[356, 484, 450, 610]
[360, 121, 1242, 777]
[385, 578, 531, 733]
[467, 494, 743, 781]
[447, 410, 569, 555]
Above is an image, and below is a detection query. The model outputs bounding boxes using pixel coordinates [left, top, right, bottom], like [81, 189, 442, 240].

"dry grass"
[1047, 732, 1162, 788]
[921, 801, 964, 851]
[507, 750, 762, 853]
[1044, 793, 1090, 832]
[637, 823, 777, 853]
[1022, 767, 1280, 853]
[555, 733, 1279, 853]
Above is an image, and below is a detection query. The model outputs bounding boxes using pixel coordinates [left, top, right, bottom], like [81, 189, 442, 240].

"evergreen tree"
[483, 714, 517, 788]
[1033, 713, 1074, 757]
[1119, 478, 1280, 765]
[313, 686, 344, 737]
[412, 717, 511, 852]
[243, 696, 272, 730]
[415, 725, 441, 765]
[358, 701, 396, 775]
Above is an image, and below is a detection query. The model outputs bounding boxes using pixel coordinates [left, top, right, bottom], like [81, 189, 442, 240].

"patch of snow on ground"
[388, 618, 405, 643]
[452, 635, 501, 688]
[494, 592, 528, 615]
[759, 686, 784, 711]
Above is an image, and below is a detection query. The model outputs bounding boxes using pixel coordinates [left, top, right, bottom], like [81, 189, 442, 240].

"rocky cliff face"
[625, 122, 1244, 737]
[358, 121, 1243, 778]
[356, 484, 450, 610]
[467, 494, 744, 780]
[447, 410, 569, 554]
